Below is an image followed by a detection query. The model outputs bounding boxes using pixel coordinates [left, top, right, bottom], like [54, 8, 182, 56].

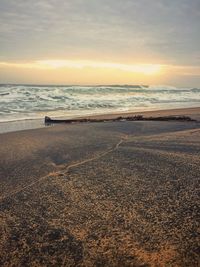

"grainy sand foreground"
[0, 110, 200, 266]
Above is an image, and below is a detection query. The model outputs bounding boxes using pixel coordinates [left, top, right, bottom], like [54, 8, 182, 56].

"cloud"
[0, 0, 199, 67]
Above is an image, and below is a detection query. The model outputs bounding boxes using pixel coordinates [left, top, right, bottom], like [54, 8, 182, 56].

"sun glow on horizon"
[0, 59, 162, 75]
[1, 59, 199, 85]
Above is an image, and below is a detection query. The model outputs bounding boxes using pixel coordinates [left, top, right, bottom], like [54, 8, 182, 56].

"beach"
[0, 107, 200, 266]
[0, 107, 200, 134]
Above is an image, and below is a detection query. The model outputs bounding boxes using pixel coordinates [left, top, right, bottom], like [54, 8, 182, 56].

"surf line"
[0, 135, 128, 202]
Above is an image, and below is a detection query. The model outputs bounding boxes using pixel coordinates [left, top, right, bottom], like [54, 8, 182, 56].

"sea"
[0, 84, 200, 123]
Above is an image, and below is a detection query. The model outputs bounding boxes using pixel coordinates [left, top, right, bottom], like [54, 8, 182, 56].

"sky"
[0, 0, 200, 86]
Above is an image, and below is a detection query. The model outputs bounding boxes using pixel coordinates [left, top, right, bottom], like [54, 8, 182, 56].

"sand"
[0, 107, 200, 266]
[79, 107, 200, 121]
[0, 107, 200, 134]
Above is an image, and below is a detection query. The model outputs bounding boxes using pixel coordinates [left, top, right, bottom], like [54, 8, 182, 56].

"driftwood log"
[44, 115, 197, 124]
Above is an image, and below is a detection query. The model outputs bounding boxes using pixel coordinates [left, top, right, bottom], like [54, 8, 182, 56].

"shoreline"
[0, 106, 200, 134]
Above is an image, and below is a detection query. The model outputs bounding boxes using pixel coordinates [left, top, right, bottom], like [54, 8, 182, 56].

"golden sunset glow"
[1, 59, 200, 85]
[0, 60, 162, 75]
[0, 59, 167, 85]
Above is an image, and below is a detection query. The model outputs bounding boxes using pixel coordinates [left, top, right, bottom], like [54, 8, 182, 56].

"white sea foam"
[0, 84, 199, 122]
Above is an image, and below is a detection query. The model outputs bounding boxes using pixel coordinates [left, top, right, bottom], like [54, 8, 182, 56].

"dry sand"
[0, 108, 200, 266]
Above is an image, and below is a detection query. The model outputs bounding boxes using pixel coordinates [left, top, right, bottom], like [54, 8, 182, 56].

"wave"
[0, 84, 200, 122]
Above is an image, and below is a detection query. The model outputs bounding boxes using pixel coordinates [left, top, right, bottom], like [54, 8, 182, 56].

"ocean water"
[0, 84, 200, 122]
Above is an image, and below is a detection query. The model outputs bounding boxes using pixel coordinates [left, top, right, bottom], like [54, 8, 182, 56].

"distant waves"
[0, 85, 200, 122]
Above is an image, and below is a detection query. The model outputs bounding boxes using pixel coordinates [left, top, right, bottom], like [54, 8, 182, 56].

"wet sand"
[0, 116, 200, 266]
[0, 107, 200, 134]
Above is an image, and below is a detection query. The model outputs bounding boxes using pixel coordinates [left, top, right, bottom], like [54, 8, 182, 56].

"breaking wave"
[0, 84, 200, 122]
